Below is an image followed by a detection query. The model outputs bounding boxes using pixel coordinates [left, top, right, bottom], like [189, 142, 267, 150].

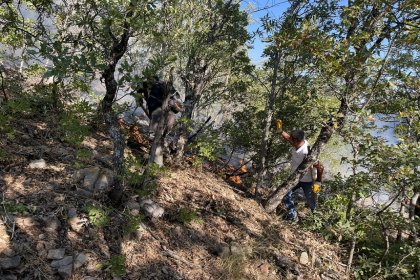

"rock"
[94, 169, 114, 192]
[36, 241, 47, 258]
[57, 263, 73, 278]
[68, 216, 89, 233]
[209, 243, 230, 256]
[126, 201, 140, 210]
[76, 188, 93, 198]
[51, 256, 73, 268]
[74, 253, 88, 269]
[299, 252, 309, 265]
[0, 256, 21, 269]
[139, 199, 164, 218]
[273, 254, 299, 276]
[320, 271, 340, 280]
[130, 209, 140, 216]
[29, 159, 47, 169]
[73, 167, 100, 188]
[47, 248, 65, 260]
[0, 223, 11, 254]
[82, 167, 101, 190]
[23, 178, 32, 185]
[43, 216, 61, 232]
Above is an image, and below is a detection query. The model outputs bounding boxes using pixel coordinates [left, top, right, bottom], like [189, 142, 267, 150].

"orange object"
[276, 119, 283, 130]
[312, 183, 321, 193]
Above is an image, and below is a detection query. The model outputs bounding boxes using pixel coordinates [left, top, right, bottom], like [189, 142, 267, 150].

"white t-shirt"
[291, 140, 316, 182]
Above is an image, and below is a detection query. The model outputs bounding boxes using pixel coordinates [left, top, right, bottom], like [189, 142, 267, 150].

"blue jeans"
[282, 181, 316, 220]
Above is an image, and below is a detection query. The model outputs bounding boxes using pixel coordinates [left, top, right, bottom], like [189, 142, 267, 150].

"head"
[290, 129, 305, 147]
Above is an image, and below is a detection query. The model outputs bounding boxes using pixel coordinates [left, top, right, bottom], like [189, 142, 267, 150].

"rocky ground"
[0, 115, 348, 279]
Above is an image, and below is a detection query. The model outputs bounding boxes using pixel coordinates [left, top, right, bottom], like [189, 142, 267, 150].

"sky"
[241, 0, 291, 64]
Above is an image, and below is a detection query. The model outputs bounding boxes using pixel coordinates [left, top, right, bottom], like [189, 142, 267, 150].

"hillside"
[0, 115, 347, 280]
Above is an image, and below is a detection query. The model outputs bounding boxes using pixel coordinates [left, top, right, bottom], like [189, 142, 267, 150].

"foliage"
[123, 212, 143, 236]
[103, 255, 126, 277]
[58, 101, 93, 146]
[192, 127, 224, 162]
[82, 204, 110, 228]
[177, 207, 203, 226]
[0, 201, 29, 214]
[124, 156, 162, 197]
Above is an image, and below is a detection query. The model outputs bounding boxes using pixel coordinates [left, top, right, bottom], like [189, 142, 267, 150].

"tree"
[264, 0, 419, 212]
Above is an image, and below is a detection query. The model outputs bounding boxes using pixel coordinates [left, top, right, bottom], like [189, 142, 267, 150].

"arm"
[313, 161, 324, 182]
[280, 130, 294, 146]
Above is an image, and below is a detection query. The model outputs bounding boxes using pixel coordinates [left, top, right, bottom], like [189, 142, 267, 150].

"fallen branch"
[161, 246, 196, 268]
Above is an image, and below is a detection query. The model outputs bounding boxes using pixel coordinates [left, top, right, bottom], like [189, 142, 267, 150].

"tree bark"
[148, 83, 171, 166]
[346, 237, 356, 274]
[255, 52, 280, 196]
[101, 20, 131, 205]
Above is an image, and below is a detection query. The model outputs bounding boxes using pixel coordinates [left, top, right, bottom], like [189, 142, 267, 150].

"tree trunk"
[255, 52, 280, 196]
[264, 98, 348, 213]
[346, 237, 356, 274]
[101, 20, 131, 205]
[148, 83, 171, 166]
[409, 192, 419, 220]
[346, 139, 359, 221]
[174, 86, 194, 163]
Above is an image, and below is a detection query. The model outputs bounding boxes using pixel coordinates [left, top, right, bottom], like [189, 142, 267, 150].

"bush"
[103, 255, 126, 276]
[123, 212, 144, 235]
[177, 207, 203, 225]
[82, 204, 110, 227]
[58, 100, 93, 146]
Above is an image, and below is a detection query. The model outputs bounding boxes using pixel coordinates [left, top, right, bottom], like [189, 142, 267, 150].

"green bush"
[103, 255, 126, 276]
[123, 212, 144, 235]
[58, 101, 93, 146]
[0, 201, 29, 214]
[177, 207, 203, 225]
[82, 204, 110, 227]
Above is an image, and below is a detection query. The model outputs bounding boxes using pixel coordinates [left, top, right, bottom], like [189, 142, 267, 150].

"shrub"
[103, 255, 126, 276]
[82, 204, 110, 227]
[177, 207, 203, 225]
[123, 212, 144, 236]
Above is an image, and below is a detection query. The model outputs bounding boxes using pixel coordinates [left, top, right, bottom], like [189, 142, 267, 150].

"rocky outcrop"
[73, 167, 115, 198]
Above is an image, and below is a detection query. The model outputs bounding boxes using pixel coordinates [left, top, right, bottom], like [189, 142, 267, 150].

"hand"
[276, 119, 283, 132]
[312, 181, 321, 193]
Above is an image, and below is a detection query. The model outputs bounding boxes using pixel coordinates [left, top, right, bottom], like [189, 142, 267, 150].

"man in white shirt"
[279, 129, 324, 222]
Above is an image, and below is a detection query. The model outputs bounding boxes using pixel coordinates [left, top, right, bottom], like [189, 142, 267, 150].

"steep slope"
[0, 115, 347, 279]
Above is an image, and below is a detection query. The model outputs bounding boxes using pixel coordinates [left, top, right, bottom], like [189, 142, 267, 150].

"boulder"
[0, 256, 21, 269]
[139, 199, 164, 218]
[68, 216, 89, 233]
[299, 251, 309, 265]
[82, 167, 101, 190]
[47, 248, 66, 260]
[51, 256, 73, 268]
[29, 159, 47, 169]
[74, 253, 88, 269]
[57, 264, 73, 278]
[94, 169, 114, 192]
